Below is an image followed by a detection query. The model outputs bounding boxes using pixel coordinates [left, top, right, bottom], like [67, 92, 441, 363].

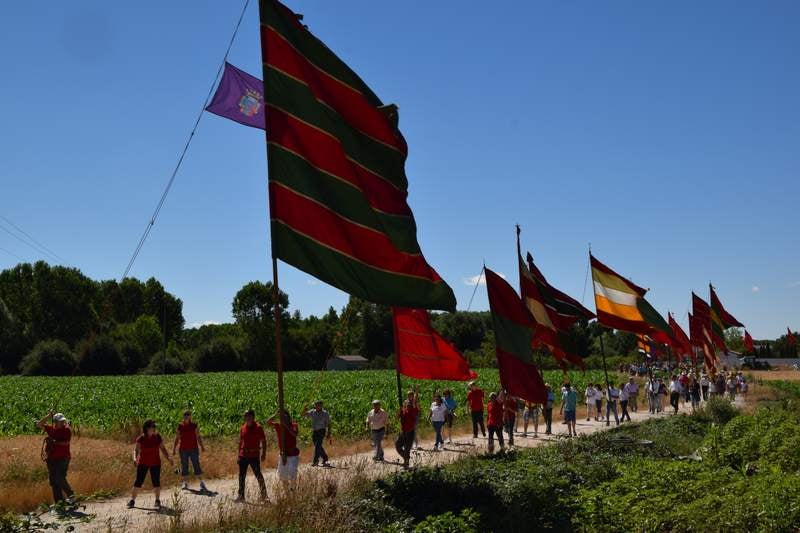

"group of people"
[35, 372, 747, 509]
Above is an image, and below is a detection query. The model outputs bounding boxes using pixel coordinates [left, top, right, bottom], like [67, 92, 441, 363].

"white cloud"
[188, 320, 221, 329]
[306, 278, 320, 286]
[751, 286, 760, 293]
[463, 272, 504, 286]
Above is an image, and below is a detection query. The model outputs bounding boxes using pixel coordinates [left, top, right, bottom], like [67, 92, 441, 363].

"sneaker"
[154, 499, 161, 510]
[311, 462, 319, 467]
[181, 482, 188, 490]
[127, 500, 135, 509]
[322, 461, 332, 468]
[200, 482, 208, 492]
[234, 496, 245, 503]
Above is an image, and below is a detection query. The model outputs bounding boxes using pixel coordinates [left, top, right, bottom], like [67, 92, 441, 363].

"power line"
[0, 215, 63, 262]
[0, 222, 56, 263]
[120, 0, 251, 282]
[0, 245, 26, 262]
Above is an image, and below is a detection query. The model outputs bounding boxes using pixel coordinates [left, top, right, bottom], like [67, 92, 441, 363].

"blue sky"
[0, 1, 797, 338]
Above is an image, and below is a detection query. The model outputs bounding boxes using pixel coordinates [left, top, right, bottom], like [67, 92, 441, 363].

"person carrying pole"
[396, 393, 419, 468]
[36, 410, 74, 506]
[267, 410, 300, 490]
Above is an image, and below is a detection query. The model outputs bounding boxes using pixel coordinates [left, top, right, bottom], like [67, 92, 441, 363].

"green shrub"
[77, 335, 125, 375]
[413, 509, 481, 533]
[18, 339, 76, 375]
[193, 338, 242, 372]
[695, 396, 739, 425]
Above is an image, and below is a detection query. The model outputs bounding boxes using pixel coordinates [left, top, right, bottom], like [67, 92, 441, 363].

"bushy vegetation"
[0, 369, 612, 440]
[341, 396, 800, 532]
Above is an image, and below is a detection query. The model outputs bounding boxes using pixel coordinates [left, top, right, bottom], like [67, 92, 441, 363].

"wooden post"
[272, 256, 287, 465]
[599, 328, 611, 391]
[393, 312, 404, 409]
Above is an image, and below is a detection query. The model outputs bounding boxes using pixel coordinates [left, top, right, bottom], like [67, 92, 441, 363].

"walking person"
[267, 410, 300, 490]
[303, 400, 331, 467]
[625, 377, 639, 413]
[647, 376, 659, 414]
[605, 384, 620, 426]
[395, 397, 418, 468]
[502, 391, 518, 446]
[689, 377, 701, 412]
[172, 410, 207, 492]
[366, 400, 388, 461]
[544, 384, 555, 435]
[594, 384, 604, 421]
[726, 374, 738, 401]
[236, 409, 267, 502]
[467, 381, 486, 438]
[429, 393, 448, 451]
[619, 382, 631, 422]
[523, 401, 540, 437]
[657, 378, 667, 413]
[442, 389, 457, 444]
[560, 383, 578, 437]
[486, 392, 505, 453]
[715, 373, 726, 399]
[700, 373, 710, 401]
[585, 383, 596, 421]
[36, 410, 74, 505]
[669, 376, 681, 414]
[128, 419, 173, 510]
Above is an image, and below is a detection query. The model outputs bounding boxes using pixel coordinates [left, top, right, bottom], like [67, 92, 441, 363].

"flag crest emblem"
[239, 90, 263, 117]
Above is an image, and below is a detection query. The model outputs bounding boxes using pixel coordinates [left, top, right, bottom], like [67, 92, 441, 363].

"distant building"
[326, 354, 369, 371]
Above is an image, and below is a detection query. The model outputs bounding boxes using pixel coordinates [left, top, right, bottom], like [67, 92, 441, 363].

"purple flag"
[205, 62, 265, 130]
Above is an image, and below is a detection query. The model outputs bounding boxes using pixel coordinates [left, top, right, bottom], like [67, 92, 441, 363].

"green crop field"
[0, 369, 612, 442]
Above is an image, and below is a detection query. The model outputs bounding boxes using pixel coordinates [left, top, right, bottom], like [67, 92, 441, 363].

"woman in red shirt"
[36, 410, 74, 504]
[486, 392, 505, 453]
[172, 410, 207, 492]
[267, 410, 300, 489]
[128, 419, 173, 510]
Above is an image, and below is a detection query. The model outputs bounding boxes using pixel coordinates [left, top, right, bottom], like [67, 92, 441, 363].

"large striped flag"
[486, 267, 547, 404]
[590, 255, 673, 344]
[519, 251, 593, 369]
[636, 335, 653, 358]
[744, 330, 755, 353]
[259, 0, 456, 311]
[691, 294, 717, 373]
[668, 312, 694, 361]
[709, 285, 743, 352]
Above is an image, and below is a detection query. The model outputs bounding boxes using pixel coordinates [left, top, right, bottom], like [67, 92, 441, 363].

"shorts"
[277, 454, 299, 481]
[564, 410, 576, 423]
[445, 412, 455, 428]
[180, 449, 202, 476]
[134, 465, 161, 488]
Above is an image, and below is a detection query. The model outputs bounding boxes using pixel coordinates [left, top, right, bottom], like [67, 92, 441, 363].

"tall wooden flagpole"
[393, 311, 404, 409]
[272, 256, 287, 465]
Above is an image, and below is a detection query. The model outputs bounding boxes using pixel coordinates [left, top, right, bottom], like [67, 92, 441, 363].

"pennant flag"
[259, 0, 456, 311]
[392, 307, 477, 381]
[744, 330, 755, 353]
[668, 312, 694, 361]
[691, 294, 717, 373]
[709, 285, 741, 352]
[789, 328, 797, 347]
[519, 252, 589, 369]
[590, 254, 673, 344]
[206, 62, 266, 130]
[485, 267, 547, 404]
[710, 285, 744, 329]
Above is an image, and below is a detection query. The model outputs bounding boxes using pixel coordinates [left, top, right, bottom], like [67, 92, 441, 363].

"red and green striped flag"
[709, 285, 744, 352]
[258, 0, 455, 311]
[486, 267, 547, 404]
[668, 312, 694, 362]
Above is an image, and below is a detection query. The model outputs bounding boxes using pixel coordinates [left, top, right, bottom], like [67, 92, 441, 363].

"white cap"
[53, 413, 67, 423]
[371, 399, 380, 405]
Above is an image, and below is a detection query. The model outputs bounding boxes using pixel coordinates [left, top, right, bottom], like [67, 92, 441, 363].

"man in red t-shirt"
[267, 410, 300, 488]
[466, 381, 486, 438]
[172, 410, 207, 492]
[236, 409, 267, 502]
[486, 392, 505, 453]
[395, 393, 419, 468]
[36, 410, 74, 503]
[502, 391, 518, 447]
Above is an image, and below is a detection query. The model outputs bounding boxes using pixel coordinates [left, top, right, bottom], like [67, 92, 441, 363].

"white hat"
[53, 413, 67, 423]
[371, 399, 380, 405]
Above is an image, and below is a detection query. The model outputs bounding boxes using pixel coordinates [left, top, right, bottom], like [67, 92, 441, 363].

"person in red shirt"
[466, 381, 486, 438]
[128, 419, 173, 510]
[267, 410, 300, 489]
[395, 392, 419, 468]
[172, 410, 207, 492]
[486, 391, 505, 453]
[237, 409, 267, 502]
[36, 410, 74, 504]
[502, 390, 518, 447]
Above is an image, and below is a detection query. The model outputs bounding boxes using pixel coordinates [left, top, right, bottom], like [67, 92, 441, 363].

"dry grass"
[747, 369, 800, 382]
[0, 418, 472, 514]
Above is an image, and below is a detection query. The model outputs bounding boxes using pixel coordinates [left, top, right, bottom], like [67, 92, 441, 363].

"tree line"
[1, 262, 793, 376]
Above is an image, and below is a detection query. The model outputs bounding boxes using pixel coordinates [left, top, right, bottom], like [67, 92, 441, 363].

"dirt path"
[43, 399, 710, 532]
